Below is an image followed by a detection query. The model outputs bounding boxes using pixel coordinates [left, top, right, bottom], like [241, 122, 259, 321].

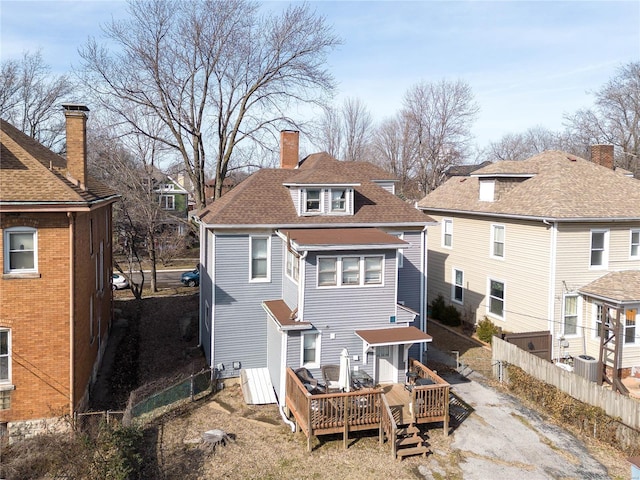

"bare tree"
[342, 97, 373, 161]
[371, 113, 420, 199]
[78, 0, 339, 209]
[564, 61, 640, 175]
[402, 79, 479, 194]
[483, 126, 580, 162]
[0, 50, 76, 150]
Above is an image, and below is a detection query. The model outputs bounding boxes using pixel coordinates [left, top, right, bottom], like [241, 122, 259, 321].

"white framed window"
[342, 257, 360, 285]
[304, 189, 322, 213]
[159, 194, 175, 210]
[364, 256, 383, 284]
[317, 255, 384, 288]
[442, 219, 453, 248]
[0, 329, 10, 385]
[491, 225, 505, 259]
[330, 188, 346, 212]
[631, 229, 640, 259]
[625, 308, 637, 344]
[452, 269, 464, 304]
[4, 227, 38, 274]
[302, 332, 321, 368]
[249, 236, 270, 282]
[563, 294, 579, 336]
[590, 229, 608, 268]
[488, 279, 504, 320]
[285, 249, 299, 282]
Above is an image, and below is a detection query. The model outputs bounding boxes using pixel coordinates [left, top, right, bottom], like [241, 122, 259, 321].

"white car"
[112, 273, 129, 290]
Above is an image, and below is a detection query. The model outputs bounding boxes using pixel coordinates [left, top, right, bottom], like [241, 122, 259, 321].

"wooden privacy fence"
[492, 337, 640, 431]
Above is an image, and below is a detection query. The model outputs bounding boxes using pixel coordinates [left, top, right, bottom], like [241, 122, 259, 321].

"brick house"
[0, 105, 119, 439]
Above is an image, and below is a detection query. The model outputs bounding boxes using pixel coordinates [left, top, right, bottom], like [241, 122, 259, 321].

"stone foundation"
[7, 415, 71, 443]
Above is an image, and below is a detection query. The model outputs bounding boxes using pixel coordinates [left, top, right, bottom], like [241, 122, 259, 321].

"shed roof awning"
[262, 299, 311, 331]
[578, 270, 640, 305]
[355, 326, 432, 347]
[278, 227, 408, 251]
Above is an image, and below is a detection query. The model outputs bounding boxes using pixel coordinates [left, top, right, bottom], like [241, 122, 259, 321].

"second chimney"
[280, 130, 299, 169]
[591, 144, 614, 170]
[62, 104, 90, 189]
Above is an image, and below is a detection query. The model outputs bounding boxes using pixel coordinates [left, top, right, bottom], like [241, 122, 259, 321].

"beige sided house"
[418, 146, 640, 378]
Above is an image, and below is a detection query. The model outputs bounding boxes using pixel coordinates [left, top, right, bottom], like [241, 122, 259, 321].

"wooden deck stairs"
[395, 424, 429, 460]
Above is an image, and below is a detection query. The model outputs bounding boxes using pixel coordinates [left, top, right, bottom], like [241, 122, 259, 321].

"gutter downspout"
[68, 212, 76, 416]
[545, 219, 558, 360]
[420, 227, 427, 364]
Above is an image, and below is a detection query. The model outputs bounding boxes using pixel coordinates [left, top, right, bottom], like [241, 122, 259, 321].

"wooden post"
[443, 386, 450, 436]
[343, 395, 349, 449]
[307, 396, 312, 453]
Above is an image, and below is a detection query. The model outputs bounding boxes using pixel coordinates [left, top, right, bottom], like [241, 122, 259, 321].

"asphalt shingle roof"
[1, 119, 117, 206]
[198, 153, 429, 227]
[579, 271, 640, 303]
[418, 151, 640, 220]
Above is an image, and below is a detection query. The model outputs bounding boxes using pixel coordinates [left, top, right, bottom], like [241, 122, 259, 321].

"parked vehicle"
[112, 273, 129, 290]
[181, 268, 199, 287]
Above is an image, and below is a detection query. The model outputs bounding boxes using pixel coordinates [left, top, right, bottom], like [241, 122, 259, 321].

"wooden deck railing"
[285, 359, 450, 452]
[408, 357, 450, 435]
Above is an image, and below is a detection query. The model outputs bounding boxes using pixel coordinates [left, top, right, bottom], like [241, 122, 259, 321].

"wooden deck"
[285, 358, 450, 456]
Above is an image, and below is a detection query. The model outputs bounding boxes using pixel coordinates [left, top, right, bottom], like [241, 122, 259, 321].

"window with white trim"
[590, 229, 608, 268]
[394, 233, 404, 268]
[491, 225, 505, 258]
[625, 308, 637, 344]
[285, 249, 299, 282]
[479, 179, 495, 201]
[442, 219, 453, 248]
[631, 230, 640, 258]
[563, 294, 579, 336]
[250, 236, 270, 281]
[0, 330, 10, 384]
[159, 194, 175, 210]
[317, 255, 383, 287]
[453, 269, 464, 304]
[304, 189, 321, 213]
[3, 227, 37, 273]
[330, 188, 346, 212]
[302, 332, 320, 368]
[488, 279, 504, 319]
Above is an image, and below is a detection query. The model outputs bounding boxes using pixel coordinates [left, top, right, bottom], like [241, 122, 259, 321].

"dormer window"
[331, 189, 346, 212]
[305, 189, 321, 212]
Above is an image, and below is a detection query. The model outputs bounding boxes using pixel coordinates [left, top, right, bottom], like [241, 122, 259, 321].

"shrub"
[429, 295, 446, 320]
[441, 304, 462, 327]
[476, 317, 501, 344]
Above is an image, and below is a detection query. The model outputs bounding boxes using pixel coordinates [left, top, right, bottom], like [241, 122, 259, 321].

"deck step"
[396, 445, 429, 459]
[396, 436, 422, 448]
[397, 425, 419, 436]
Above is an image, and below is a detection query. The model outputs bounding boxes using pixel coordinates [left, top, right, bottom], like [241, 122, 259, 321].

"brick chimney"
[280, 130, 299, 169]
[591, 144, 614, 170]
[62, 104, 90, 189]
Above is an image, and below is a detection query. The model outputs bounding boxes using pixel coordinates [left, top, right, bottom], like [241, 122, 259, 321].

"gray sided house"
[196, 131, 433, 404]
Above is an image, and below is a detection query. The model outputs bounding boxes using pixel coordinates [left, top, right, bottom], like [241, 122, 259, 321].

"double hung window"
[590, 230, 608, 268]
[0, 330, 10, 384]
[330, 189, 346, 212]
[453, 269, 464, 303]
[250, 236, 270, 281]
[159, 194, 175, 210]
[631, 230, 640, 258]
[625, 309, 637, 344]
[302, 332, 320, 367]
[4, 227, 37, 273]
[442, 219, 453, 248]
[488, 279, 504, 319]
[318, 255, 383, 287]
[563, 295, 579, 335]
[305, 189, 321, 212]
[492, 225, 505, 258]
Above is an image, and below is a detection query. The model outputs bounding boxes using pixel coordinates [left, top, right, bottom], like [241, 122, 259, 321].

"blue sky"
[1, 0, 639, 151]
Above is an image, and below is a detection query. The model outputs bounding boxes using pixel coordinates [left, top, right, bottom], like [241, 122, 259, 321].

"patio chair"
[294, 367, 326, 394]
[321, 364, 342, 393]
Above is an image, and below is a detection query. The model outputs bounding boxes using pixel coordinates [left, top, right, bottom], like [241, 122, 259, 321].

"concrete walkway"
[419, 349, 611, 479]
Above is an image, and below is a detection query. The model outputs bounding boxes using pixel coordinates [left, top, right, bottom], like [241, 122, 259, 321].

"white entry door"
[376, 345, 396, 383]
